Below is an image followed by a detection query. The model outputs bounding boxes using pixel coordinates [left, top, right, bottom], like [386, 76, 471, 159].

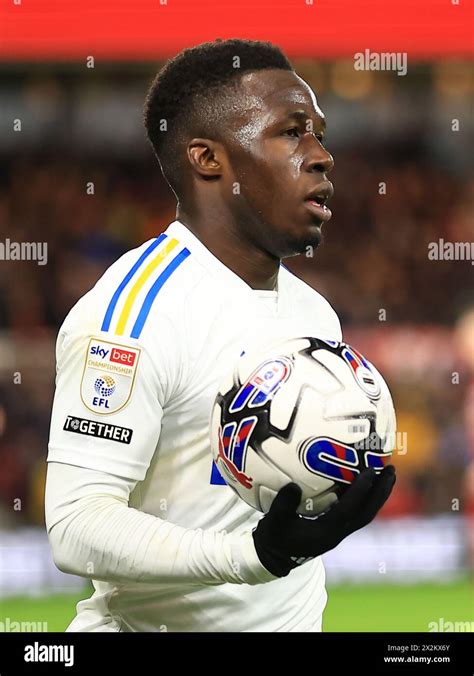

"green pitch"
[0, 580, 472, 632]
[324, 579, 473, 632]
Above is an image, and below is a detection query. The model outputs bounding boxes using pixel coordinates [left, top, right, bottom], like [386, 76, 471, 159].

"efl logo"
[110, 347, 136, 367]
[82, 338, 141, 414]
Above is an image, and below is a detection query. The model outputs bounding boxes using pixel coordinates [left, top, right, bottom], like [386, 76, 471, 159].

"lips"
[304, 181, 334, 222]
[304, 181, 334, 206]
[304, 199, 332, 222]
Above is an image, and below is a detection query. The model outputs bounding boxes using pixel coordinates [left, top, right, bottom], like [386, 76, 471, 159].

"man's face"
[224, 68, 334, 258]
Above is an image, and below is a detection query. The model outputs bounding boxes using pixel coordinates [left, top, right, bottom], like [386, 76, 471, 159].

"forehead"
[236, 69, 325, 123]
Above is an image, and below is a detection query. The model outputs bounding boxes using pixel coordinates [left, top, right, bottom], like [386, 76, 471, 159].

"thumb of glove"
[267, 482, 302, 519]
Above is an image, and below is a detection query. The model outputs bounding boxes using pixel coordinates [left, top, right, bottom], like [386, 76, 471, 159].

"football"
[210, 337, 396, 516]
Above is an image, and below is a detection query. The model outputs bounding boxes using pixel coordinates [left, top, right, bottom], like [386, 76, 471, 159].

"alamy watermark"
[428, 239, 474, 265]
[354, 430, 408, 455]
[428, 618, 474, 632]
[0, 239, 48, 266]
[354, 49, 407, 76]
[24, 642, 74, 668]
[0, 617, 48, 632]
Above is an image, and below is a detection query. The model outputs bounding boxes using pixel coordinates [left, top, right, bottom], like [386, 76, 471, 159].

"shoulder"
[280, 263, 342, 341]
[54, 232, 212, 403]
[61, 231, 208, 345]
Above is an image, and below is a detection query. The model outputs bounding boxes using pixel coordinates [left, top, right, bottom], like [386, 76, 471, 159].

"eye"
[282, 127, 299, 138]
[315, 133, 325, 145]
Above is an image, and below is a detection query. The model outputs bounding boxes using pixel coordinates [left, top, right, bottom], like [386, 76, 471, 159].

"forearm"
[45, 461, 275, 586]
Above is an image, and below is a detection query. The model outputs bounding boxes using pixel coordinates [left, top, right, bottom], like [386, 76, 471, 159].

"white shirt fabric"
[45, 219, 342, 632]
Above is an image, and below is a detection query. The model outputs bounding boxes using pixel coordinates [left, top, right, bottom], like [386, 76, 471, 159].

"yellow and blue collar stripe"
[101, 233, 190, 339]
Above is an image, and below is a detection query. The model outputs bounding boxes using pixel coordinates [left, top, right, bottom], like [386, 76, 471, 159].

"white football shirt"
[47, 219, 342, 632]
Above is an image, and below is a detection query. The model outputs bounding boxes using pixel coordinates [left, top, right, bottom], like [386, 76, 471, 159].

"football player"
[45, 38, 396, 632]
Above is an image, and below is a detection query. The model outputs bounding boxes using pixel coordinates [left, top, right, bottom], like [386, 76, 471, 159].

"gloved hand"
[252, 465, 396, 577]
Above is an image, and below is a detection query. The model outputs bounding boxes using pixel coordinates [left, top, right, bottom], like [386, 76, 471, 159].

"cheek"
[245, 148, 303, 191]
[231, 143, 304, 209]
[265, 153, 304, 200]
[263, 145, 305, 186]
[289, 152, 304, 173]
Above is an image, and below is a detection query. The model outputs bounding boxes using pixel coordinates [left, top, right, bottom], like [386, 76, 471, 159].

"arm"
[45, 461, 274, 586]
[46, 307, 276, 587]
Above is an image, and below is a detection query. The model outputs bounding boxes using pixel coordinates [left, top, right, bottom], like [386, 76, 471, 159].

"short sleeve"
[47, 307, 169, 481]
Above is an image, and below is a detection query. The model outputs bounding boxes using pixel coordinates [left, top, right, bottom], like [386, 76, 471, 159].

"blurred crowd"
[0, 61, 472, 529]
[1, 151, 472, 329]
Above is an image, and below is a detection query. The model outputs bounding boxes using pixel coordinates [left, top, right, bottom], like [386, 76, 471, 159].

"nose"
[304, 137, 334, 175]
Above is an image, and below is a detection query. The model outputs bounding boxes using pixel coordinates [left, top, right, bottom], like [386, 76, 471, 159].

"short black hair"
[143, 38, 293, 197]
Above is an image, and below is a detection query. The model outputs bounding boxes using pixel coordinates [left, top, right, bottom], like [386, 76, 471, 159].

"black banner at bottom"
[0, 632, 471, 675]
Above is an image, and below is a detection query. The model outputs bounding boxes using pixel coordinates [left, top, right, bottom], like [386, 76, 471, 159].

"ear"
[187, 138, 224, 179]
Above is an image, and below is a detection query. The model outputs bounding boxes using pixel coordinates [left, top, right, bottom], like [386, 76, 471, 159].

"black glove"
[252, 465, 396, 578]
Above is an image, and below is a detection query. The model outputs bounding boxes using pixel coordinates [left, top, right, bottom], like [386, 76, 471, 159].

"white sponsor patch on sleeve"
[80, 338, 141, 415]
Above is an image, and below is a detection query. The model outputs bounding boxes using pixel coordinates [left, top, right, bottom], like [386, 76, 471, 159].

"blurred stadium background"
[0, 52, 473, 631]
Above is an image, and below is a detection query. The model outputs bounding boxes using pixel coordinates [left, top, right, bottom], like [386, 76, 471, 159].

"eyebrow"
[285, 110, 327, 130]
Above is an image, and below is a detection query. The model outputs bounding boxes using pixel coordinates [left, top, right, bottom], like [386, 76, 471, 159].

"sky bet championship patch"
[81, 338, 140, 415]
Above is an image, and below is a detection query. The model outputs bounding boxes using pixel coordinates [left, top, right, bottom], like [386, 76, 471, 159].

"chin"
[306, 222, 324, 243]
[263, 218, 324, 257]
[286, 223, 324, 256]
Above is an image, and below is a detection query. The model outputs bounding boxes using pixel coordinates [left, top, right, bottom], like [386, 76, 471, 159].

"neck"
[176, 205, 280, 291]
